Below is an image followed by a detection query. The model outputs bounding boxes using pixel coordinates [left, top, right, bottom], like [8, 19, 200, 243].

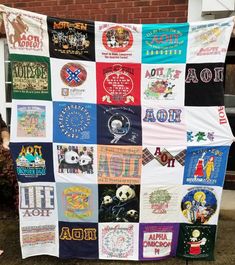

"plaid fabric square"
[174, 149, 186, 166]
[142, 148, 155, 165]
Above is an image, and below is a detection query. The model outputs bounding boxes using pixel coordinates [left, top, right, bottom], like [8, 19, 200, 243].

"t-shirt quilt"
[0, 4, 234, 261]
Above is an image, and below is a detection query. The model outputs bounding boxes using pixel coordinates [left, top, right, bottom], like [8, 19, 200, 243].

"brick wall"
[0, 0, 188, 23]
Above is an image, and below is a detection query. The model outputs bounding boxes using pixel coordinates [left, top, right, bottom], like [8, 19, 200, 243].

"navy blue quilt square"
[97, 105, 142, 145]
[10, 142, 54, 183]
[59, 222, 98, 259]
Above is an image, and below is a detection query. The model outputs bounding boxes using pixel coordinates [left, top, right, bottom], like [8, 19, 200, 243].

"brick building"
[0, 0, 188, 24]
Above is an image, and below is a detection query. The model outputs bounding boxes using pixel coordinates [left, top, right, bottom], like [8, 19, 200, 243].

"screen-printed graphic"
[139, 223, 179, 260]
[177, 224, 216, 260]
[17, 105, 46, 137]
[11, 55, 51, 100]
[48, 17, 95, 60]
[53, 102, 96, 144]
[57, 183, 98, 222]
[98, 145, 142, 184]
[97, 63, 141, 105]
[141, 64, 185, 106]
[95, 22, 141, 62]
[183, 146, 229, 186]
[181, 187, 220, 225]
[98, 105, 141, 145]
[99, 223, 138, 260]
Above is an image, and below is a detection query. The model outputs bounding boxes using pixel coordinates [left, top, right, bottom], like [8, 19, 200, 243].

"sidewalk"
[0, 190, 234, 265]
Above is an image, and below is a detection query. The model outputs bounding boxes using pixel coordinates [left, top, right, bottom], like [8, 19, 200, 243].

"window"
[0, 39, 12, 128]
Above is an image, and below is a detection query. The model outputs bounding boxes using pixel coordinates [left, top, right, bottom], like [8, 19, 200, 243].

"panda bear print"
[99, 185, 139, 222]
[59, 148, 93, 174]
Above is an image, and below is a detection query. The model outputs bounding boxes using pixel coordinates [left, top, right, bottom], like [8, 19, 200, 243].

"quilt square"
[183, 146, 230, 187]
[177, 224, 216, 260]
[56, 183, 98, 222]
[11, 100, 52, 142]
[185, 63, 224, 106]
[141, 63, 185, 106]
[180, 185, 222, 225]
[47, 16, 95, 61]
[187, 17, 234, 63]
[19, 182, 58, 221]
[10, 54, 51, 101]
[10, 142, 54, 183]
[20, 223, 59, 258]
[186, 106, 234, 146]
[141, 146, 185, 185]
[96, 62, 141, 106]
[98, 145, 142, 184]
[95, 22, 142, 63]
[99, 223, 139, 260]
[142, 23, 189, 64]
[99, 184, 140, 222]
[142, 106, 186, 146]
[3, 5, 49, 56]
[59, 222, 98, 259]
[53, 102, 97, 144]
[139, 223, 179, 260]
[51, 58, 96, 103]
[97, 104, 142, 145]
[53, 143, 97, 184]
[140, 185, 182, 223]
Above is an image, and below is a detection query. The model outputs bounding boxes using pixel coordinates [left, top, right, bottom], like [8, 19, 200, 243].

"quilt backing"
[0, 4, 234, 261]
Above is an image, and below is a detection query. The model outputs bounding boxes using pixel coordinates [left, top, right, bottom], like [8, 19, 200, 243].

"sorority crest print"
[177, 224, 216, 260]
[56, 183, 98, 222]
[2, 5, 49, 56]
[97, 105, 142, 145]
[181, 186, 222, 225]
[183, 146, 230, 187]
[139, 223, 179, 260]
[10, 142, 54, 183]
[95, 22, 142, 63]
[187, 17, 234, 63]
[96, 62, 141, 105]
[47, 16, 95, 60]
[141, 64, 185, 106]
[98, 145, 142, 184]
[142, 23, 189, 63]
[59, 222, 98, 259]
[11, 54, 51, 100]
[53, 102, 96, 144]
[51, 58, 96, 102]
[99, 223, 139, 260]
[53, 143, 97, 184]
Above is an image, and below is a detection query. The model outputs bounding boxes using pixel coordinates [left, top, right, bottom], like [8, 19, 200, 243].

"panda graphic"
[59, 147, 93, 174]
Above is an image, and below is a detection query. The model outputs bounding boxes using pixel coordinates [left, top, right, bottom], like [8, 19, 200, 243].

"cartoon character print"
[8, 14, 29, 48]
[187, 229, 207, 255]
[103, 26, 133, 52]
[181, 189, 217, 224]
